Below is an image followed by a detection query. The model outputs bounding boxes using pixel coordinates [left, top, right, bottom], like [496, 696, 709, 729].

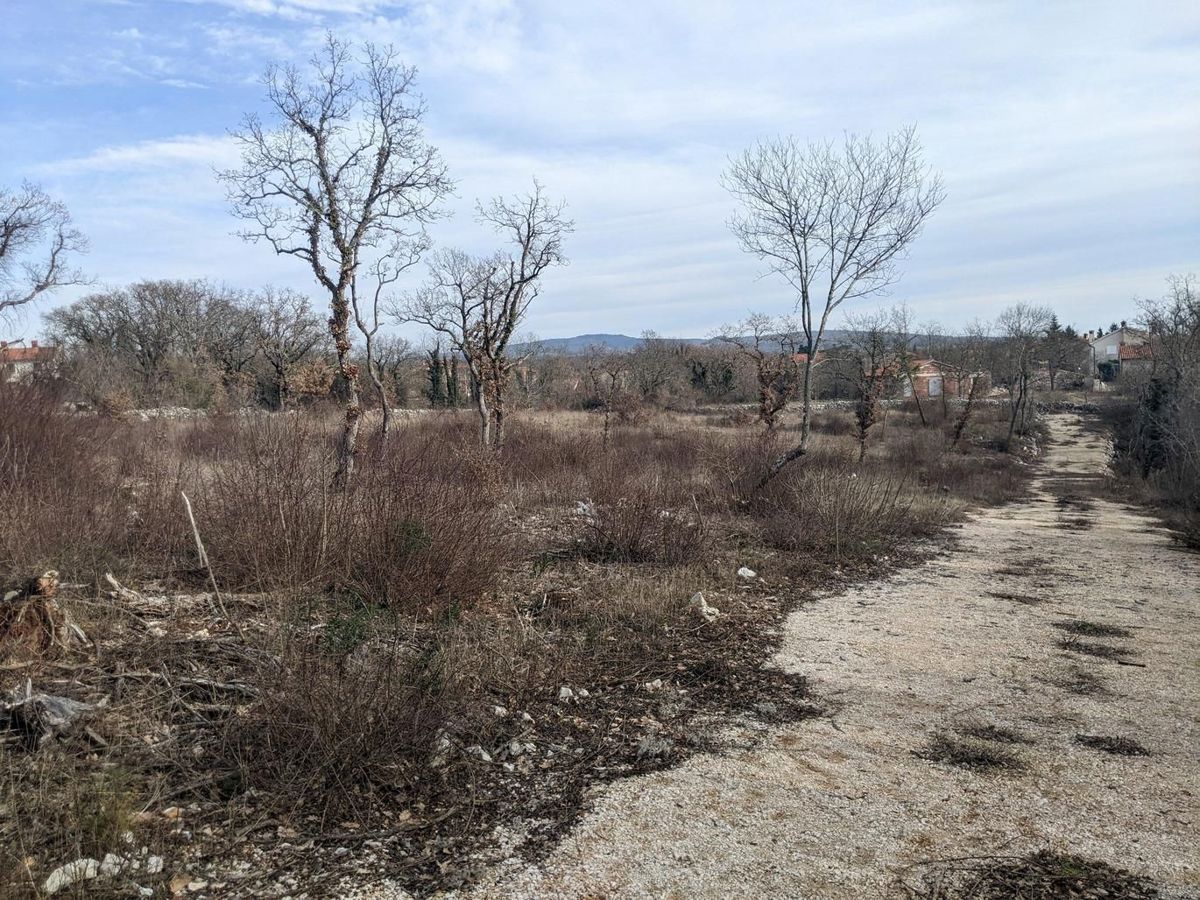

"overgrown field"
[0, 385, 1037, 897]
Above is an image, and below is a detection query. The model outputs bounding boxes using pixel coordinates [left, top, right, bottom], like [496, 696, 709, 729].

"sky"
[2, 0, 1198, 342]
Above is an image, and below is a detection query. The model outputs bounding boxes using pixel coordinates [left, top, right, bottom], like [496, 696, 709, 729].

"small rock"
[465, 745, 492, 763]
[187, 880, 208, 892]
[99, 853, 126, 876]
[737, 566, 757, 579]
[491, 705, 508, 717]
[44, 859, 100, 894]
[520, 712, 534, 723]
[644, 678, 665, 692]
[145, 856, 164, 875]
[689, 592, 720, 622]
[557, 686, 576, 702]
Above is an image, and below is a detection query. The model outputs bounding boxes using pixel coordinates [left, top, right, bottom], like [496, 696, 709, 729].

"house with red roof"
[0, 340, 58, 382]
[1117, 342, 1154, 377]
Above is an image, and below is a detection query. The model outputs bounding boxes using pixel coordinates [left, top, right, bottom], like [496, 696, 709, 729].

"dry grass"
[0, 392, 1036, 895]
[894, 850, 1161, 899]
[1074, 734, 1151, 757]
[915, 733, 1026, 772]
[1053, 620, 1133, 639]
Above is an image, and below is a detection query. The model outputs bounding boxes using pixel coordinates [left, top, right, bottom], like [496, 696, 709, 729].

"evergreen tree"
[426, 346, 446, 408]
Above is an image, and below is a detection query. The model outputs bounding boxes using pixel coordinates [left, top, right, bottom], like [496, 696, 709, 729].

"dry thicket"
[0, 383, 1034, 895]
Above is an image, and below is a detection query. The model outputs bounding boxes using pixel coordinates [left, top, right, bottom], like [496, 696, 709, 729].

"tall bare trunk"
[907, 372, 927, 426]
[492, 391, 505, 451]
[950, 377, 979, 448]
[330, 291, 360, 488]
[363, 331, 390, 442]
[759, 356, 814, 488]
[474, 378, 490, 447]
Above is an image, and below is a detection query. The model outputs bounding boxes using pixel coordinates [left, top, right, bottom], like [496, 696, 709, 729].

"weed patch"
[894, 850, 1160, 899]
[1053, 620, 1133, 639]
[1075, 734, 1151, 757]
[958, 723, 1033, 745]
[1057, 639, 1137, 662]
[914, 733, 1025, 772]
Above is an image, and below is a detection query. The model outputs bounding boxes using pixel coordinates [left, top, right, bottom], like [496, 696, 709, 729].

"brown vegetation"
[0, 383, 1035, 895]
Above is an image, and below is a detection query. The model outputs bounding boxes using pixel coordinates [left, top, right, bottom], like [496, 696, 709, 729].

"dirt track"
[462, 413, 1200, 898]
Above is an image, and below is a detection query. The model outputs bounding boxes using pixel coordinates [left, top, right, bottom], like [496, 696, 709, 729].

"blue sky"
[3, 0, 1198, 341]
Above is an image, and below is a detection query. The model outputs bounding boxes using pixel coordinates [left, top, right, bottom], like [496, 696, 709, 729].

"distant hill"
[521, 330, 853, 354]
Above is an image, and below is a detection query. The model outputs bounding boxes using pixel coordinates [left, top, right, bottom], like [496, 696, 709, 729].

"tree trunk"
[1006, 379, 1024, 449]
[363, 333, 390, 442]
[474, 374, 491, 447]
[330, 290, 360, 488]
[908, 372, 927, 426]
[950, 377, 979, 448]
[758, 356, 814, 488]
[492, 389, 505, 451]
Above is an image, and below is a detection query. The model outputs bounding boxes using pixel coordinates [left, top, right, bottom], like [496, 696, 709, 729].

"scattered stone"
[557, 686, 576, 701]
[737, 567, 757, 580]
[689, 592, 721, 623]
[99, 853, 127, 877]
[44, 859, 101, 894]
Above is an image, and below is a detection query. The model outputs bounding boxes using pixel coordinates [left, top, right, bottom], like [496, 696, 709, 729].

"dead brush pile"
[0, 394, 1036, 896]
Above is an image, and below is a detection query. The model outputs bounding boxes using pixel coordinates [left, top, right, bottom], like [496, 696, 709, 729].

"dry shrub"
[165, 416, 514, 612]
[0, 384, 138, 578]
[759, 463, 950, 561]
[579, 473, 708, 566]
[233, 631, 453, 822]
[0, 750, 142, 890]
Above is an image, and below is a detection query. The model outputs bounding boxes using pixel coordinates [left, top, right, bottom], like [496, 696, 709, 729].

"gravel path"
[459, 413, 1200, 898]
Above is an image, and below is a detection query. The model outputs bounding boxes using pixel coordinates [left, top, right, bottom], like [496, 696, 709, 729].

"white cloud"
[4, 0, 1198, 337]
[35, 135, 239, 176]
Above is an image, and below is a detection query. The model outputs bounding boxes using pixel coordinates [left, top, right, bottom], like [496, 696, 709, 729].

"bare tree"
[715, 313, 801, 430]
[628, 330, 680, 401]
[996, 303, 1053, 447]
[1141, 275, 1199, 388]
[581, 344, 627, 445]
[1, 182, 87, 318]
[254, 288, 326, 409]
[938, 321, 990, 447]
[841, 310, 899, 461]
[402, 182, 572, 449]
[724, 127, 944, 484]
[888, 302, 928, 426]
[351, 248, 424, 440]
[221, 34, 451, 485]
[1042, 314, 1088, 391]
[372, 333, 413, 407]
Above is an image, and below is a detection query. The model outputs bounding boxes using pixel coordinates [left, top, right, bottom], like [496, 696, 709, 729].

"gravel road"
[458, 413, 1200, 898]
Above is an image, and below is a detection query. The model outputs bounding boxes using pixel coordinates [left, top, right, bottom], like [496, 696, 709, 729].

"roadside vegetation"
[1100, 275, 1200, 548]
[0, 381, 1036, 896]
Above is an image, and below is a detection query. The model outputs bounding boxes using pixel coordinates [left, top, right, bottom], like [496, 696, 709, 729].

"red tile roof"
[0, 344, 56, 363]
[1118, 344, 1153, 361]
